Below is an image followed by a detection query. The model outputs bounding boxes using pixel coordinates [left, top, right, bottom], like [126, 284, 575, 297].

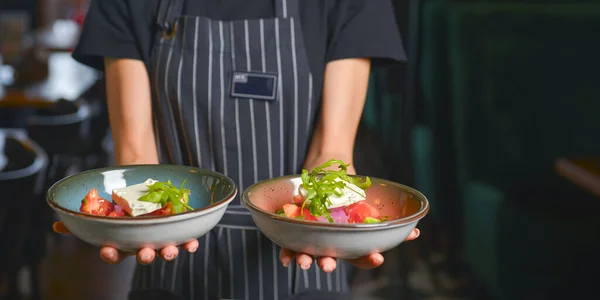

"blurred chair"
[361, 0, 433, 298]
[22, 98, 95, 291]
[414, 0, 458, 230]
[438, 1, 600, 298]
[0, 129, 47, 300]
[412, 0, 468, 296]
[0, 98, 98, 299]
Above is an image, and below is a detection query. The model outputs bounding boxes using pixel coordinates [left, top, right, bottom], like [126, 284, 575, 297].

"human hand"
[52, 221, 198, 264]
[280, 229, 420, 272]
[279, 154, 421, 272]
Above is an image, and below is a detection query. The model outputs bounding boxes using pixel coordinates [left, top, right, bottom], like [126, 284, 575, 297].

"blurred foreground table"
[556, 157, 600, 198]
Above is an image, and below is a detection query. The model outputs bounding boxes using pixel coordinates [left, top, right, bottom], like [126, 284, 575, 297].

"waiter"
[54, 0, 421, 299]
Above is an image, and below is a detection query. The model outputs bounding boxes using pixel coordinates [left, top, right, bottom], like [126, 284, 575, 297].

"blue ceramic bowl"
[47, 165, 237, 252]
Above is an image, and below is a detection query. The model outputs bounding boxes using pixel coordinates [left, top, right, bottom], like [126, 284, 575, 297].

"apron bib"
[130, 0, 352, 299]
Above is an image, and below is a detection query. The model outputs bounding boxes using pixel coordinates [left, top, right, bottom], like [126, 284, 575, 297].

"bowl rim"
[47, 164, 238, 221]
[241, 174, 430, 229]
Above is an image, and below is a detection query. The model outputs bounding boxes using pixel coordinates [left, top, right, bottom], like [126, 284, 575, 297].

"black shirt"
[73, 0, 406, 85]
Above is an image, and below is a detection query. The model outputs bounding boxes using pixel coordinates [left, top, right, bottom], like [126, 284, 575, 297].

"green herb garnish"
[139, 180, 194, 214]
[276, 209, 285, 216]
[300, 159, 372, 223]
[364, 217, 381, 224]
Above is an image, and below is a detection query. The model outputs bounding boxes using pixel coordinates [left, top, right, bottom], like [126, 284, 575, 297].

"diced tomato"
[282, 203, 317, 221]
[345, 200, 381, 223]
[108, 205, 126, 217]
[80, 188, 100, 213]
[80, 188, 114, 216]
[145, 203, 174, 216]
[283, 203, 301, 218]
[97, 199, 114, 215]
[143, 202, 189, 216]
[140, 195, 190, 216]
[301, 208, 318, 221]
[293, 194, 305, 204]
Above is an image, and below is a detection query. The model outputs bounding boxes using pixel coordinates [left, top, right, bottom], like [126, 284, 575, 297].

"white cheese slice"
[111, 178, 162, 216]
[299, 177, 366, 209]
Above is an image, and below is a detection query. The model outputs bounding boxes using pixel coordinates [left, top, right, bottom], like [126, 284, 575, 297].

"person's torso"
[147, 0, 319, 220]
[130, 2, 353, 299]
[122, 0, 350, 102]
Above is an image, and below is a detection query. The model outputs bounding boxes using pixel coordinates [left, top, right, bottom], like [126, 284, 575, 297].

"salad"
[277, 159, 387, 224]
[79, 179, 193, 217]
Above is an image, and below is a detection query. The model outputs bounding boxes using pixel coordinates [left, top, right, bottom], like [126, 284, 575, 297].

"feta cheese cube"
[111, 178, 162, 217]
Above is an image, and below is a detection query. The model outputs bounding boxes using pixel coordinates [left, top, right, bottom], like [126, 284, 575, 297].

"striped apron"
[129, 0, 352, 299]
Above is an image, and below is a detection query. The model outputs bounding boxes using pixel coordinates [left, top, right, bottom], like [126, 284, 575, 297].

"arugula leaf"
[139, 179, 194, 213]
[300, 159, 371, 223]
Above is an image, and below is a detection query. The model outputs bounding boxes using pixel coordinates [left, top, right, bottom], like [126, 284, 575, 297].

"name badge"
[230, 71, 278, 101]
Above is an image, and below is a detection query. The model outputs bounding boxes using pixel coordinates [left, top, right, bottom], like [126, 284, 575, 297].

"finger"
[295, 253, 313, 270]
[279, 248, 296, 267]
[346, 253, 384, 269]
[100, 247, 131, 264]
[183, 239, 199, 253]
[405, 228, 420, 241]
[137, 248, 157, 265]
[160, 245, 179, 261]
[52, 221, 71, 235]
[317, 257, 337, 273]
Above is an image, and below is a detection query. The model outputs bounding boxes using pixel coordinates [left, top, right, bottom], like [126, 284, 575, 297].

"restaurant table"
[555, 157, 600, 198]
[0, 52, 98, 107]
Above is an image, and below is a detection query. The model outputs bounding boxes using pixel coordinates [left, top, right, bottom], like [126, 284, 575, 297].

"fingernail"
[102, 253, 115, 263]
[414, 228, 421, 238]
[189, 247, 198, 253]
[374, 255, 384, 264]
[165, 254, 175, 260]
[141, 255, 152, 263]
[105, 251, 115, 260]
[281, 258, 290, 267]
[323, 265, 333, 273]
[301, 264, 310, 270]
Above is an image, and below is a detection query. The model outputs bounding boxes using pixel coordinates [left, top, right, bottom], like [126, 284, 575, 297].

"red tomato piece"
[293, 194, 305, 204]
[80, 188, 100, 214]
[108, 205, 126, 217]
[143, 202, 188, 216]
[283, 203, 301, 218]
[301, 208, 318, 221]
[140, 196, 190, 216]
[80, 188, 114, 216]
[96, 198, 114, 216]
[148, 203, 173, 216]
[345, 200, 381, 223]
[282, 203, 318, 221]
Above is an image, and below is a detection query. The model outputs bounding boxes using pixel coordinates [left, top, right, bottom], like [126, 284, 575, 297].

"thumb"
[52, 221, 72, 235]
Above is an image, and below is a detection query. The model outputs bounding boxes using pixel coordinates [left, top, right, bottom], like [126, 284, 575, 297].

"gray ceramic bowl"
[242, 175, 429, 259]
[47, 165, 237, 252]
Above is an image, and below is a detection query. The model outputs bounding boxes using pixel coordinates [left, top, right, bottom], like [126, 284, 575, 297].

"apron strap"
[275, 0, 299, 19]
[156, 0, 185, 32]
